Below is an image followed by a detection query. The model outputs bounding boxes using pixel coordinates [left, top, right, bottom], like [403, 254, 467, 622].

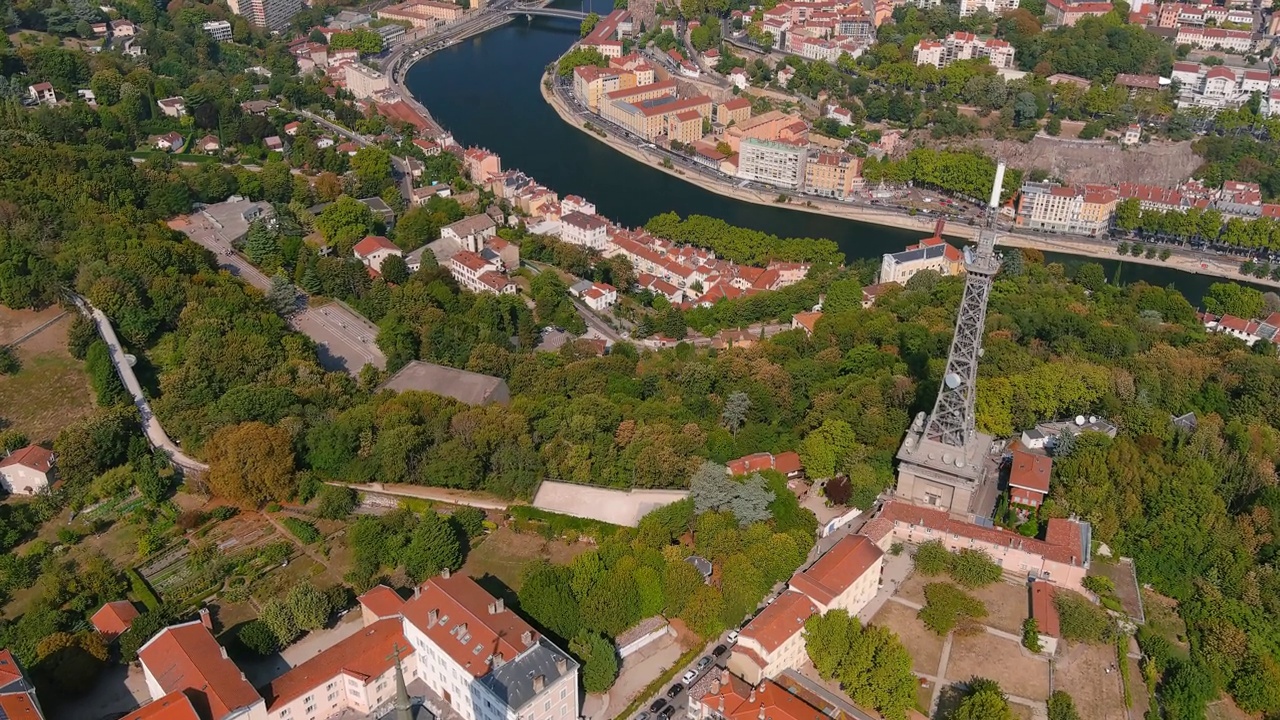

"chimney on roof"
[456, 623, 468, 638]
[521, 630, 533, 647]
[428, 609, 439, 628]
[221, 646, 229, 659]
[441, 567, 451, 579]
[490, 598, 505, 615]
[748, 688, 756, 704]
[199, 607, 212, 631]
[759, 704, 765, 720]
[533, 675, 546, 693]
[414, 585, 422, 599]
[720, 669, 729, 685]
[555, 655, 567, 673]
[718, 694, 725, 712]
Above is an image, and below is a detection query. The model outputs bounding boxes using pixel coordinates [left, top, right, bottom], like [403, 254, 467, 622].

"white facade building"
[560, 211, 610, 250]
[737, 138, 807, 190]
[0, 445, 55, 495]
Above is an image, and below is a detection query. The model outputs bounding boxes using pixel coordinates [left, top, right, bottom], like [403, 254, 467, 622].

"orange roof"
[1029, 580, 1060, 637]
[353, 235, 399, 257]
[400, 572, 537, 677]
[120, 691, 201, 720]
[358, 585, 406, 619]
[789, 534, 882, 606]
[0, 649, 25, 689]
[92, 600, 140, 637]
[738, 590, 817, 652]
[1009, 449, 1051, 494]
[701, 675, 826, 720]
[264, 619, 407, 711]
[726, 452, 773, 476]
[138, 621, 261, 720]
[773, 451, 801, 475]
[0, 695, 40, 720]
[879, 501, 1086, 566]
[792, 311, 822, 334]
[0, 445, 53, 473]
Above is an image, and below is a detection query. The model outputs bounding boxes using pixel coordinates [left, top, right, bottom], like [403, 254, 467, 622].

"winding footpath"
[73, 296, 210, 474]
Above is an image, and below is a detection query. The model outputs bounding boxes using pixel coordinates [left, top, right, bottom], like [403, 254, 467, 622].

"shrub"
[56, 527, 82, 545]
[918, 582, 987, 636]
[948, 548, 1002, 588]
[1082, 575, 1116, 596]
[1053, 590, 1114, 643]
[1022, 617, 1043, 653]
[914, 540, 951, 575]
[209, 506, 238, 521]
[450, 506, 487, 538]
[177, 511, 207, 531]
[237, 619, 279, 655]
[126, 568, 162, 612]
[281, 517, 322, 544]
[315, 485, 358, 520]
[1047, 691, 1081, 720]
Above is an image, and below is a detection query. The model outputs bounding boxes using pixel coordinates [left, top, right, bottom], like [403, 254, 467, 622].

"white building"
[913, 32, 1015, 69]
[448, 250, 515, 294]
[737, 138, 807, 190]
[959, 0, 1019, 15]
[27, 83, 55, 106]
[1015, 182, 1118, 237]
[353, 235, 403, 273]
[157, 96, 187, 118]
[202, 20, 233, 41]
[560, 211, 610, 250]
[1171, 62, 1270, 112]
[0, 445, 55, 495]
[1174, 26, 1255, 53]
[570, 280, 618, 310]
[344, 63, 390, 99]
[227, 0, 301, 30]
[440, 214, 497, 252]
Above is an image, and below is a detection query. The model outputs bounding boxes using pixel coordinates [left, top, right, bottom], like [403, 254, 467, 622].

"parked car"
[697, 656, 713, 670]
[650, 700, 668, 714]
[726, 630, 739, 644]
[667, 683, 684, 699]
[712, 644, 727, 657]
[681, 670, 697, 684]
[659, 706, 677, 719]
[636, 713, 650, 720]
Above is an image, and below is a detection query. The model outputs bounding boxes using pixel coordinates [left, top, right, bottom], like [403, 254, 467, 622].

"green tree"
[238, 620, 279, 655]
[351, 147, 394, 197]
[570, 630, 618, 693]
[262, 598, 301, 647]
[798, 418, 858, 479]
[381, 254, 410, 284]
[918, 582, 987, 635]
[1047, 691, 1082, 720]
[948, 549, 1002, 588]
[1021, 617, 1043, 653]
[1114, 198, 1141, 232]
[316, 485, 358, 519]
[914, 540, 952, 575]
[402, 512, 463, 582]
[579, 11, 600, 36]
[287, 582, 332, 631]
[266, 272, 297, 316]
[204, 422, 297, 508]
[518, 562, 580, 641]
[953, 684, 1015, 720]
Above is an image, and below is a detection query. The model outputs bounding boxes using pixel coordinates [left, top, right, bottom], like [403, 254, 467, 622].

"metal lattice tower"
[922, 161, 1006, 448]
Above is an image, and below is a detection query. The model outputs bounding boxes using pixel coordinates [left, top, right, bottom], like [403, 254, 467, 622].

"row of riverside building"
[2, 570, 580, 720]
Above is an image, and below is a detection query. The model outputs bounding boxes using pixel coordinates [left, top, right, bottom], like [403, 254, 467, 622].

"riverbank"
[539, 72, 1280, 290]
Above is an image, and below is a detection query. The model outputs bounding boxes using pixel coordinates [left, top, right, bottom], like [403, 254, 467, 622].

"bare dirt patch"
[462, 527, 590, 593]
[1127, 655, 1150, 719]
[946, 632, 1049, 701]
[872, 601, 945, 676]
[935, 135, 1201, 187]
[897, 572, 932, 605]
[1052, 642, 1127, 720]
[1206, 695, 1255, 720]
[967, 582, 1029, 635]
[0, 308, 94, 443]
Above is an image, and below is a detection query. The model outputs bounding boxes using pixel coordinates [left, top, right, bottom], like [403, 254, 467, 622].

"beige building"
[716, 97, 752, 126]
[0, 445, 55, 495]
[377, 0, 464, 27]
[344, 63, 390, 99]
[787, 534, 884, 615]
[1016, 182, 1118, 237]
[602, 84, 712, 142]
[913, 31, 1015, 69]
[723, 110, 808, 153]
[667, 109, 704, 145]
[725, 590, 818, 685]
[803, 152, 862, 200]
[737, 137, 807, 189]
[573, 65, 636, 112]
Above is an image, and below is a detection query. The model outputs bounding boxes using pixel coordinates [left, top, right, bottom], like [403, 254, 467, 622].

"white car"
[681, 669, 697, 684]
[726, 630, 739, 645]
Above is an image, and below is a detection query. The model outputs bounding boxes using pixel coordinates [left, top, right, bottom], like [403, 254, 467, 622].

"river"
[402, 9, 1241, 305]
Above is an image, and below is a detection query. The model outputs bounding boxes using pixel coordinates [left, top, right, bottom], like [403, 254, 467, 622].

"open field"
[947, 632, 1049, 701]
[967, 582, 1029, 635]
[871, 601, 945, 676]
[0, 307, 94, 443]
[461, 527, 589, 593]
[1053, 642, 1129, 720]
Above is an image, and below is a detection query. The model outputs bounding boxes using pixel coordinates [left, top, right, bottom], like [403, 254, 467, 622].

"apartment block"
[1044, 0, 1113, 25]
[802, 152, 862, 200]
[227, 0, 301, 30]
[958, 0, 1019, 16]
[912, 32, 1015, 69]
[1016, 182, 1118, 236]
[1174, 26, 1255, 52]
[1171, 61, 1270, 111]
[716, 98, 752, 126]
[448, 250, 515, 294]
[202, 19, 232, 40]
[572, 65, 636, 112]
[737, 137, 807, 190]
[344, 63, 390, 99]
[560, 211, 610, 250]
[377, 0, 464, 27]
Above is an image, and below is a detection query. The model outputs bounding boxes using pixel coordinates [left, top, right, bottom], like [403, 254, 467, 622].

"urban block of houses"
[863, 500, 1091, 592]
[353, 235, 403, 274]
[1174, 26, 1256, 53]
[1197, 310, 1280, 347]
[0, 444, 56, 495]
[726, 533, 884, 684]
[1044, 0, 1114, 26]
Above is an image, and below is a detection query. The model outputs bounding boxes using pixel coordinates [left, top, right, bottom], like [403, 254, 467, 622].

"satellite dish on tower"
[944, 373, 962, 390]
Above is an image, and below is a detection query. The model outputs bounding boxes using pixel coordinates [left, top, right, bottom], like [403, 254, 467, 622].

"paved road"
[178, 210, 386, 373]
[75, 297, 210, 474]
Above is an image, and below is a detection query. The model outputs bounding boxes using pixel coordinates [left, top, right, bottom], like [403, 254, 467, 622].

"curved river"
[404, 10, 1234, 304]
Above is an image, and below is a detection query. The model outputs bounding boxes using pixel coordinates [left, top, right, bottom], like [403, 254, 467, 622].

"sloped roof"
[120, 691, 201, 720]
[0, 445, 54, 473]
[138, 621, 261, 720]
[358, 585, 406, 619]
[263, 619, 407, 711]
[789, 534, 883, 606]
[400, 572, 538, 678]
[738, 590, 818, 652]
[92, 600, 140, 637]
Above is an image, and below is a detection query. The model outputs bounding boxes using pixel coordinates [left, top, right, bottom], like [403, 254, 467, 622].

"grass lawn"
[462, 527, 589, 594]
[0, 310, 94, 444]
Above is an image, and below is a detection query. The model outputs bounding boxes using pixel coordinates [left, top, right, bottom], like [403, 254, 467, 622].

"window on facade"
[305, 705, 316, 714]
[560, 689, 567, 700]
[328, 692, 337, 701]
[326, 682, 335, 691]
[545, 701, 551, 711]
[305, 695, 314, 704]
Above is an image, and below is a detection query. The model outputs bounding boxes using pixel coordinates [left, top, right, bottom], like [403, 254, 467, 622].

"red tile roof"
[789, 534, 882, 607]
[358, 585, 406, 619]
[0, 650, 24, 689]
[738, 590, 818, 652]
[264, 619, 407, 711]
[120, 691, 201, 720]
[792, 311, 822, 334]
[727, 452, 773, 476]
[353, 235, 399, 257]
[878, 500, 1086, 566]
[704, 676, 827, 720]
[92, 600, 140, 638]
[1008, 448, 1052, 493]
[1029, 580, 1060, 637]
[138, 621, 261, 720]
[0, 695, 40, 720]
[0, 445, 53, 473]
[773, 451, 802, 475]
[400, 572, 537, 678]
